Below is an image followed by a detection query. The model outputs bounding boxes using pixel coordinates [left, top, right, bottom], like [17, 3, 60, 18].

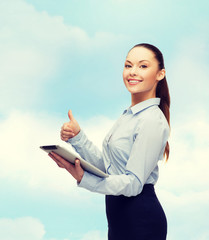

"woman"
[49, 43, 170, 240]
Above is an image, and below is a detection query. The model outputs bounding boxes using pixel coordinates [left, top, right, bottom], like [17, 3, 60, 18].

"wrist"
[74, 128, 81, 137]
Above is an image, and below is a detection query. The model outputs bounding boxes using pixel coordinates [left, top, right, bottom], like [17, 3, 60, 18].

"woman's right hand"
[60, 110, 81, 141]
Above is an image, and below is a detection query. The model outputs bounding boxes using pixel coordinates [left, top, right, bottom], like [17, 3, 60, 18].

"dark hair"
[131, 43, 170, 161]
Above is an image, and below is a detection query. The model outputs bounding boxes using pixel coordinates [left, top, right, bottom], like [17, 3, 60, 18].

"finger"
[50, 151, 65, 160]
[53, 158, 65, 168]
[61, 131, 75, 137]
[61, 136, 68, 141]
[61, 134, 75, 141]
[75, 159, 81, 169]
[61, 136, 70, 142]
[68, 110, 75, 122]
[75, 159, 84, 174]
[62, 126, 74, 133]
[49, 152, 72, 170]
[50, 152, 73, 168]
[74, 159, 84, 183]
[61, 129, 74, 134]
[48, 153, 65, 168]
[60, 133, 75, 141]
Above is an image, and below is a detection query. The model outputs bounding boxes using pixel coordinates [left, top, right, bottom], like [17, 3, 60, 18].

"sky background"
[0, 0, 209, 239]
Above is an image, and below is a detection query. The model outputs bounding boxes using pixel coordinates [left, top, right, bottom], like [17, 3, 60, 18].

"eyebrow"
[126, 60, 150, 64]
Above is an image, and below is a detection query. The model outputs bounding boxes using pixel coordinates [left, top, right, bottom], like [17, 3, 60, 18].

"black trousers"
[105, 184, 167, 240]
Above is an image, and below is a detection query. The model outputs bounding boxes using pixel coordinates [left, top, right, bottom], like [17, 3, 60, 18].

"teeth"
[129, 80, 139, 83]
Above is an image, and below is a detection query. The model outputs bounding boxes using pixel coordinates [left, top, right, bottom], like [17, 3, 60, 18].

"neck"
[131, 91, 156, 106]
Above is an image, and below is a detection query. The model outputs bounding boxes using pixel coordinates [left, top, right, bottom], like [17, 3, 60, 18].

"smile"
[128, 79, 143, 85]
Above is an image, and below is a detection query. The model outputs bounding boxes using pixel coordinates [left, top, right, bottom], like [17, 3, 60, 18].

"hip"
[105, 184, 167, 240]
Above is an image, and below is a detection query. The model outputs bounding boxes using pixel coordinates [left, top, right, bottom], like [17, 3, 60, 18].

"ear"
[157, 69, 166, 81]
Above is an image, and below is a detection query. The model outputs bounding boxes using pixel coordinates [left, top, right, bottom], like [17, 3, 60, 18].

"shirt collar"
[124, 98, 160, 115]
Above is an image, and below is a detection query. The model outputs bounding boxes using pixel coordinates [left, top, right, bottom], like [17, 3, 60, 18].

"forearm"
[67, 129, 105, 172]
[78, 171, 143, 197]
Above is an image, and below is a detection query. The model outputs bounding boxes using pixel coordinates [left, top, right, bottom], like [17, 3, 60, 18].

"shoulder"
[136, 106, 170, 135]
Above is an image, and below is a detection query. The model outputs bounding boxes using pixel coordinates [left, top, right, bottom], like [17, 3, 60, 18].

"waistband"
[106, 184, 155, 199]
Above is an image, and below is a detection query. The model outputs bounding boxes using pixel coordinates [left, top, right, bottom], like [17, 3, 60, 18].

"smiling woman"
[49, 43, 171, 240]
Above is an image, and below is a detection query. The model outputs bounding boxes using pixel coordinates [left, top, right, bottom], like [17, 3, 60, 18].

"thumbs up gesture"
[60, 110, 81, 141]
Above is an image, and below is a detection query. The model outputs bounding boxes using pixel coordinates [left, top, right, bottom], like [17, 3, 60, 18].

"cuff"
[77, 171, 102, 192]
[67, 129, 84, 145]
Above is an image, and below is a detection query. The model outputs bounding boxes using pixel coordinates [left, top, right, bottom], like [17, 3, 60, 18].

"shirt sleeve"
[67, 129, 105, 172]
[78, 171, 142, 197]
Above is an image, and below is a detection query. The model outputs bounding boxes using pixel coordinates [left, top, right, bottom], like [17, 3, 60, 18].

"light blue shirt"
[68, 98, 170, 197]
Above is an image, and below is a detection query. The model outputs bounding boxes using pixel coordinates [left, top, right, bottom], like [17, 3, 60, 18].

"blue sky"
[0, 0, 209, 239]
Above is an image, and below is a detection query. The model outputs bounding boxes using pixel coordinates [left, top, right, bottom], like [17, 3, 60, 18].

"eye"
[139, 65, 147, 69]
[125, 64, 132, 68]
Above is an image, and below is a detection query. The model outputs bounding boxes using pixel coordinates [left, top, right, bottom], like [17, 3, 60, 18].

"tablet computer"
[40, 145, 109, 178]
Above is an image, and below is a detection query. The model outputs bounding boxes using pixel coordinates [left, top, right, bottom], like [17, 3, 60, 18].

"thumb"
[68, 110, 75, 122]
[75, 159, 81, 169]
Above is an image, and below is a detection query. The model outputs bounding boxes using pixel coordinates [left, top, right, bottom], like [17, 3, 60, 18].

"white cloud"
[157, 109, 209, 193]
[0, 110, 114, 198]
[0, 217, 45, 240]
[0, 217, 107, 240]
[80, 115, 115, 149]
[167, 35, 209, 112]
[80, 230, 106, 240]
[0, 110, 75, 195]
[155, 109, 209, 240]
[157, 188, 209, 238]
[0, 0, 128, 113]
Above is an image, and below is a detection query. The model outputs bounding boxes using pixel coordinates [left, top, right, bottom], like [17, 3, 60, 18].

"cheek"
[122, 69, 125, 77]
[145, 71, 158, 82]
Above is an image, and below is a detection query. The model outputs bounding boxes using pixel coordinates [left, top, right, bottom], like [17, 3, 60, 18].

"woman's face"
[123, 47, 165, 100]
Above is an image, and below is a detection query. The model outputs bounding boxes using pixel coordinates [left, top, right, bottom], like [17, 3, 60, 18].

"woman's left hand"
[48, 152, 84, 183]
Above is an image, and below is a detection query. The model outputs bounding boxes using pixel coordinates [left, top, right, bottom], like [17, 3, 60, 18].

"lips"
[128, 79, 143, 85]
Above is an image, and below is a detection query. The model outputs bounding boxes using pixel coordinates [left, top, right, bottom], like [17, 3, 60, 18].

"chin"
[128, 88, 143, 94]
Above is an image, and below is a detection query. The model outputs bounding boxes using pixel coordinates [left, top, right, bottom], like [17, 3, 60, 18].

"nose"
[130, 66, 137, 76]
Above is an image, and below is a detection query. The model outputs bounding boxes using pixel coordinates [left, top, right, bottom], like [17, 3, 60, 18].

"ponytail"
[156, 77, 170, 161]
